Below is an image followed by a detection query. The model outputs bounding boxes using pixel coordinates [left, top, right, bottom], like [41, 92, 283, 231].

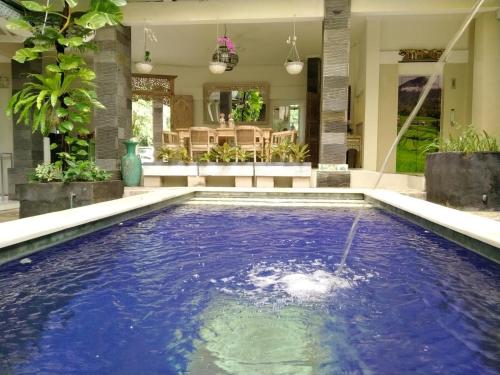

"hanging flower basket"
[211, 34, 238, 71]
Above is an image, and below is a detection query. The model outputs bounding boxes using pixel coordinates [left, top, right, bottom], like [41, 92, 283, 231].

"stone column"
[93, 25, 132, 177]
[7, 60, 44, 199]
[317, 0, 351, 187]
[153, 98, 163, 151]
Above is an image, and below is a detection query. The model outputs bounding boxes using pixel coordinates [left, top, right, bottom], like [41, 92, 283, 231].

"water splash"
[336, 0, 487, 275]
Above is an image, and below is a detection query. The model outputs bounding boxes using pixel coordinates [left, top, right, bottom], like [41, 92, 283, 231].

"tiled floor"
[0, 199, 19, 223]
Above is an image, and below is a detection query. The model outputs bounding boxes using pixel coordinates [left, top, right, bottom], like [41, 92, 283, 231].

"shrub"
[157, 146, 191, 163]
[423, 125, 498, 153]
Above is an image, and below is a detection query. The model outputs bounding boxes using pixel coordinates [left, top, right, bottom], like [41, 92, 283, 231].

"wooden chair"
[235, 126, 263, 162]
[189, 127, 216, 160]
[271, 130, 297, 146]
[162, 131, 180, 149]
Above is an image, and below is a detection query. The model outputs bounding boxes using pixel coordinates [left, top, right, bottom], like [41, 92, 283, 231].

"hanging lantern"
[212, 44, 238, 71]
[209, 25, 238, 72]
[135, 26, 156, 74]
[284, 18, 303, 75]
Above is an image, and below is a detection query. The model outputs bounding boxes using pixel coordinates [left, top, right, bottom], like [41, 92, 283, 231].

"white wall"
[472, 11, 500, 140]
[350, 13, 476, 172]
[143, 64, 308, 141]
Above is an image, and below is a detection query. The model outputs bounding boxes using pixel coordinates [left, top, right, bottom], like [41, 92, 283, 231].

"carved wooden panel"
[171, 95, 193, 130]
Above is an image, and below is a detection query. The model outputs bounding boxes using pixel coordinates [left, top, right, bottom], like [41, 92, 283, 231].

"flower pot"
[121, 140, 142, 187]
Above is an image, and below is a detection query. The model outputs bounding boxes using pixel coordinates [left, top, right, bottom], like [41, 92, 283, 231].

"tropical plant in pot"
[424, 124, 500, 210]
[6, 0, 127, 217]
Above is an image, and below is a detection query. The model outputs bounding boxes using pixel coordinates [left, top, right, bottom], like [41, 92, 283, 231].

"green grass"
[396, 116, 440, 173]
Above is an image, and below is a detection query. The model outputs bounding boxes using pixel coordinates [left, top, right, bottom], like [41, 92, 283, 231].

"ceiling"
[131, 21, 323, 67]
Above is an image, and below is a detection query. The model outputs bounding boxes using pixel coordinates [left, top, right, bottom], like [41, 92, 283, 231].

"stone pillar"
[7, 60, 44, 199]
[153, 98, 163, 151]
[317, 0, 351, 187]
[93, 25, 132, 177]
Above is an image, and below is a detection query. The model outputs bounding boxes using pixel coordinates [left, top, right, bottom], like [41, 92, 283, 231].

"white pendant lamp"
[135, 26, 156, 74]
[284, 17, 304, 75]
[209, 21, 227, 74]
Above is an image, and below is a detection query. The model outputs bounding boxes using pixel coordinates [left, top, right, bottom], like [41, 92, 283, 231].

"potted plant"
[136, 50, 153, 74]
[6, 0, 127, 217]
[142, 146, 197, 184]
[198, 143, 254, 177]
[424, 125, 499, 210]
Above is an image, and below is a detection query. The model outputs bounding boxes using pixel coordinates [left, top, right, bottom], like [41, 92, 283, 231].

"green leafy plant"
[157, 146, 191, 163]
[6, 0, 126, 181]
[234, 147, 251, 162]
[272, 139, 293, 162]
[232, 90, 264, 122]
[423, 125, 499, 154]
[289, 143, 310, 163]
[199, 149, 217, 163]
[30, 162, 62, 182]
[212, 143, 236, 163]
[198, 144, 249, 163]
[62, 159, 110, 182]
[7, 56, 102, 137]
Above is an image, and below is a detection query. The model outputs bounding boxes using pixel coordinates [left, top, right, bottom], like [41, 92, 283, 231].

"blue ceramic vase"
[121, 140, 142, 186]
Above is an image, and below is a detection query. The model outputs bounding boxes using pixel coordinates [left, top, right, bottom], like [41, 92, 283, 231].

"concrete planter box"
[198, 163, 254, 177]
[425, 152, 500, 210]
[142, 162, 198, 177]
[17, 180, 124, 218]
[254, 163, 312, 188]
[254, 163, 312, 177]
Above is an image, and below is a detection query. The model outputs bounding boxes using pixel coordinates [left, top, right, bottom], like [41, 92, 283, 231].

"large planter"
[142, 162, 198, 177]
[17, 180, 124, 218]
[198, 162, 254, 177]
[121, 140, 142, 186]
[254, 162, 312, 177]
[425, 152, 500, 210]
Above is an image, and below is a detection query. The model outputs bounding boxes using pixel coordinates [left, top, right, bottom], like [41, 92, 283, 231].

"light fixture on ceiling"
[135, 26, 157, 74]
[284, 16, 303, 75]
[209, 21, 227, 74]
[210, 24, 238, 73]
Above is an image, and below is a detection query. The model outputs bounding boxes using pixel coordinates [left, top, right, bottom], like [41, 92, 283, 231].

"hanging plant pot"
[209, 61, 227, 74]
[285, 61, 304, 75]
[135, 61, 153, 74]
[212, 45, 239, 71]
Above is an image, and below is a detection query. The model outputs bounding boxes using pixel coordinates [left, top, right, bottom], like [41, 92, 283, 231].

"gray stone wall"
[93, 25, 132, 174]
[317, 0, 351, 187]
[319, 0, 350, 166]
[8, 60, 44, 199]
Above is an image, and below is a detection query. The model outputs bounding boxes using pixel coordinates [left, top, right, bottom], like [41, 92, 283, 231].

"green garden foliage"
[6, 0, 126, 182]
[157, 146, 191, 163]
[424, 125, 498, 153]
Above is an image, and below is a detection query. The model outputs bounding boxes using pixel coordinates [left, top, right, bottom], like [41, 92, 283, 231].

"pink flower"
[217, 36, 236, 52]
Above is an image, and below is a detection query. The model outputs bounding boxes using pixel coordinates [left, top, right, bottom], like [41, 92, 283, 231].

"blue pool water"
[0, 204, 499, 374]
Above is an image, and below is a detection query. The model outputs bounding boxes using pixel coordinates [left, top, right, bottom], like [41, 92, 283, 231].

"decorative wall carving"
[399, 49, 444, 62]
[132, 74, 176, 105]
[171, 95, 194, 130]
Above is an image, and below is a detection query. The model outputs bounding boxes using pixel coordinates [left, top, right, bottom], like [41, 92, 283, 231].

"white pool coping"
[0, 187, 498, 257]
[365, 190, 500, 250]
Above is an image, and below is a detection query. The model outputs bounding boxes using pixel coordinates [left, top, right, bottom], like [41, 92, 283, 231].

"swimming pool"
[0, 204, 499, 374]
